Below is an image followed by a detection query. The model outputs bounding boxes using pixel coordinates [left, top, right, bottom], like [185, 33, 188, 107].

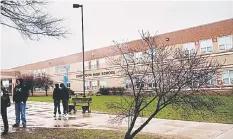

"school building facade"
[1, 18, 233, 94]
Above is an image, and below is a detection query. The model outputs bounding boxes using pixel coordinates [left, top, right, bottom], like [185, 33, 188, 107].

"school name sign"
[76, 71, 115, 78]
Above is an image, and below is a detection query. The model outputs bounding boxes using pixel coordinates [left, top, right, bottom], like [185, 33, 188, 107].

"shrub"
[99, 87, 110, 95]
[98, 87, 125, 96]
[68, 88, 75, 95]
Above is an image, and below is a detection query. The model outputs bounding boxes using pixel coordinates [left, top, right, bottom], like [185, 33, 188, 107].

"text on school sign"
[76, 71, 115, 78]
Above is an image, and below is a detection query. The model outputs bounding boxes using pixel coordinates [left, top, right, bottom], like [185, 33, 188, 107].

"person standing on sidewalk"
[60, 83, 69, 118]
[1, 85, 11, 136]
[12, 78, 28, 128]
[53, 84, 62, 119]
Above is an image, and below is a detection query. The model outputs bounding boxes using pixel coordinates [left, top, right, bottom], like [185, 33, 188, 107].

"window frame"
[207, 74, 217, 85]
[218, 35, 233, 51]
[99, 80, 106, 88]
[199, 39, 213, 53]
[91, 59, 97, 69]
[183, 42, 196, 55]
[99, 58, 105, 67]
[85, 81, 90, 90]
[84, 61, 89, 70]
[222, 70, 233, 85]
[92, 80, 98, 90]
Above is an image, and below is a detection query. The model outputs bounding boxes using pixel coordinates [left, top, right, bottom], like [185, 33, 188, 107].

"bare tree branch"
[1, 0, 68, 40]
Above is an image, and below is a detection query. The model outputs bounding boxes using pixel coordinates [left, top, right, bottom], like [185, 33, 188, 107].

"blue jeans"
[15, 103, 26, 126]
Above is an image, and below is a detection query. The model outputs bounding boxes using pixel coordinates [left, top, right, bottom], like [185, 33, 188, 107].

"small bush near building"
[98, 87, 125, 96]
[68, 88, 75, 95]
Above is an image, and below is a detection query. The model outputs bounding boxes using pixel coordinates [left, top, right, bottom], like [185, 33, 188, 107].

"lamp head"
[73, 4, 82, 8]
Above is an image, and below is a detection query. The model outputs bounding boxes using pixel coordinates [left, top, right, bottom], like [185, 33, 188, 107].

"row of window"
[85, 80, 106, 90]
[125, 70, 233, 89]
[125, 35, 233, 61]
[184, 35, 232, 54]
[201, 70, 233, 85]
[125, 35, 233, 62]
[55, 65, 70, 74]
[85, 58, 105, 70]
[33, 69, 46, 76]
[32, 35, 232, 75]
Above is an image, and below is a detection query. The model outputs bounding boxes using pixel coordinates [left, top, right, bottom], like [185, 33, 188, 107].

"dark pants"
[54, 100, 61, 115]
[62, 100, 69, 114]
[15, 103, 26, 126]
[1, 105, 8, 133]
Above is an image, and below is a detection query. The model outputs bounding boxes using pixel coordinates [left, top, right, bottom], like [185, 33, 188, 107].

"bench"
[70, 97, 92, 114]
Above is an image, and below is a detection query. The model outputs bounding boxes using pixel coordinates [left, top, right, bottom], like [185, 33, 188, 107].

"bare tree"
[1, 0, 68, 40]
[19, 73, 54, 96]
[107, 31, 224, 139]
[36, 74, 53, 96]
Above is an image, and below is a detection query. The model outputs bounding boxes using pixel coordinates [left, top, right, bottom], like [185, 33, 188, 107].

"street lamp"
[73, 4, 86, 97]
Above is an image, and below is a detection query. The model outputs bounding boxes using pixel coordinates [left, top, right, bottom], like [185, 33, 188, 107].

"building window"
[146, 49, 156, 56]
[100, 80, 106, 88]
[33, 70, 37, 76]
[91, 59, 97, 69]
[41, 69, 46, 76]
[67, 83, 70, 89]
[134, 52, 143, 63]
[183, 42, 195, 55]
[92, 80, 97, 90]
[125, 79, 132, 89]
[207, 74, 217, 85]
[55, 65, 70, 73]
[123, 53, 134, 64]
[99, 58, 105, 67]
[135, 52, 143, 59]
[218, 35, 233, 51]
[136, 75, 145, 89]
[199, 39, 213, 53]
[148, 75, 155, 88]
[222, 70, 233, 84]
[84, 61, 89, 70]
[85, 81, 90, 90]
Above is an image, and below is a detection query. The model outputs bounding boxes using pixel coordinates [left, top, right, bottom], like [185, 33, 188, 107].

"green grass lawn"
[2, 128, 162, 139]
[28, 94, 233, 124]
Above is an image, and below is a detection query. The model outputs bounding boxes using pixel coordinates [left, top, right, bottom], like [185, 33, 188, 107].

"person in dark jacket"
[12, 78, 28, 128]
[60, 83, 69, 116]
[53, 84, 62, 118]
[1, 85, 10, 136]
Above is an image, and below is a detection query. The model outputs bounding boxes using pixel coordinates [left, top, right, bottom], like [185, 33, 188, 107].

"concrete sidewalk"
[1, 101, 232, 139]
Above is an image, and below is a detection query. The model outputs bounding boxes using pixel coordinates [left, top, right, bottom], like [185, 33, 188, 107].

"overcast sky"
[1, 0, 233, 69]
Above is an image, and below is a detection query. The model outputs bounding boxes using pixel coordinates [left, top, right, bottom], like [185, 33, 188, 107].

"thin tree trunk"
[46, 90, 48, 96]
[124, 133, 133, 139]
[31, 88, 33, 96]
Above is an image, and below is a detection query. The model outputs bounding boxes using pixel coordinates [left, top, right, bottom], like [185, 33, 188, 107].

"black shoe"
[12, 124, 19, 128]
[23, 124, 26, 128]
[1, 132, 8, 136]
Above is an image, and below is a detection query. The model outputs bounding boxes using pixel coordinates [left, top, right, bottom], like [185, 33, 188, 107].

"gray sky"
[1, 0, 233, 69]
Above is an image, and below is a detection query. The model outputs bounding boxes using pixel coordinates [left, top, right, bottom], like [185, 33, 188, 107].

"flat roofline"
[12, 18, 233, 70]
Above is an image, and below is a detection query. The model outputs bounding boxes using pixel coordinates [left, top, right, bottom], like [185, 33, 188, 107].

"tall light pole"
[73, 4, 86, 97]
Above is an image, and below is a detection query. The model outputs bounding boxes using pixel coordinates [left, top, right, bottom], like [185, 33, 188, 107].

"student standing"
[12, 78, 28, 128]
[60, 83, 69, 117]
[53, 84, 62, 119]
[1, 85, 10, 136]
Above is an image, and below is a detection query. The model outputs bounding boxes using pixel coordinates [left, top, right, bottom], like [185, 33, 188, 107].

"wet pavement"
[1, 101, 233, 139]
